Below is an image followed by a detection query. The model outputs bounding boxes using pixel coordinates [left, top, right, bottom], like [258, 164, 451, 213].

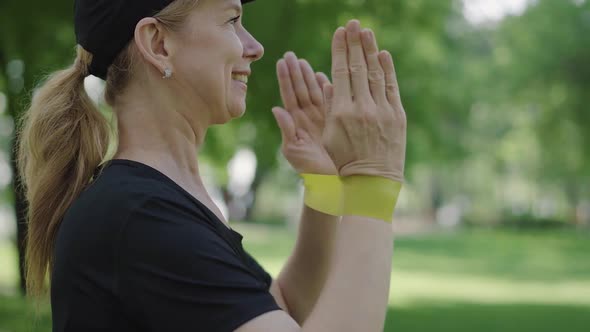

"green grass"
[0, 239, 18, 292]
[0, 295, 51, 332]
[1, 226, 589, 331]
[383, 302, 590, 332]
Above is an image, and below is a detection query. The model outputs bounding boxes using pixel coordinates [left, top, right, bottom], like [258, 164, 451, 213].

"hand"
[272, 52, 337, 175]
[322, 20, 407, 182]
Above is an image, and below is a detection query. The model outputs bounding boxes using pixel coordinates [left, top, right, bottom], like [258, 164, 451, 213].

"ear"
[133, 17, 175, 77]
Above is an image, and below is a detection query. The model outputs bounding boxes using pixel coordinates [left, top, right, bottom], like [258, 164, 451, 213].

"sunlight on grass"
[233, 223, 590, 307]
[0, 241, 18, 293]
[249, 257, 590, 307]
[389, 271, 590, 306]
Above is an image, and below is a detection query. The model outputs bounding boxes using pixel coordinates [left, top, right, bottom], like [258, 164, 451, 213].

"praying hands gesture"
[272, 53, 337, 175]
[272, 21, 405, 182]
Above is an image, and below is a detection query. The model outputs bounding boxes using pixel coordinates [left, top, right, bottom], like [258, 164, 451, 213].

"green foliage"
[1, 0, 588, 225]
[491, 0, 590, 181]
[498, 213, 571, 230]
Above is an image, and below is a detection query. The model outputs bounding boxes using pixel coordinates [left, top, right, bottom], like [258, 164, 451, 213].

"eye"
[229, 15, 241, 25]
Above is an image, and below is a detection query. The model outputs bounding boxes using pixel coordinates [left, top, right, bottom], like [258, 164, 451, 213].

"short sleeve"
[242, 250, 274, 288]
[117, 197, 282, 332]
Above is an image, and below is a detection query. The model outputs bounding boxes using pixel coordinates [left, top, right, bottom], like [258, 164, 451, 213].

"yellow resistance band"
[301, 173, 342, 216]
[341, 175, 402, 223]
[301, 174, 402, 222]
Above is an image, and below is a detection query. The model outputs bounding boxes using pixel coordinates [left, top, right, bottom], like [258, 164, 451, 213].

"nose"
[240, 28, 264, 62]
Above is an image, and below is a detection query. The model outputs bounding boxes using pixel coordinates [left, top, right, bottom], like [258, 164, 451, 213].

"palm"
[273, 52, 336, 175]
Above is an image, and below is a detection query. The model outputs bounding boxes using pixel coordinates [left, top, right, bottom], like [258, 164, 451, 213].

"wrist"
[339, 161, 405, 183]
[300, 173, 403, 223]
[341, 175, 402, 223]
[301, 174, 342, 216]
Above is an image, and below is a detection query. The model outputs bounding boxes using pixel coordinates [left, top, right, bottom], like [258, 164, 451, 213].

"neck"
[109, 79, 230, 226]
[112, 84, 209, 197]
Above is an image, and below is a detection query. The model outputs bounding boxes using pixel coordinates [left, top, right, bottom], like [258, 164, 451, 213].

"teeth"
[232, 74, 248, 84]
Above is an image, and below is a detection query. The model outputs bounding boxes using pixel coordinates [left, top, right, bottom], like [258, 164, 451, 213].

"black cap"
[74, 0, 255, 80]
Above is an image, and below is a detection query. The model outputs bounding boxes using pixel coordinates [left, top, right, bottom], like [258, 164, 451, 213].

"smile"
[232, 73, 248, 84]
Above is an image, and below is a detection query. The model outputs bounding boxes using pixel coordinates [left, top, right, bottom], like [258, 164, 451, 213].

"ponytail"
[17, 46, 110, 297]
[17, 0, 202, 298]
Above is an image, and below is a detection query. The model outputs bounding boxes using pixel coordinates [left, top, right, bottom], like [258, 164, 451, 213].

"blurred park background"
[1, 0, 589, 331]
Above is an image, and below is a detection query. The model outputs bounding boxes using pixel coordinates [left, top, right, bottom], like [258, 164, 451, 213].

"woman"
[18, 0, 407, 331]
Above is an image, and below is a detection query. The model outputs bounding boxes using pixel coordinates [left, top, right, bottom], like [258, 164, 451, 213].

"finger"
[323, 83, 334, 116]
[272, 107, 296, 142]
[361, 29, 387, 106]
[331, 27, 352, 101]
[345, 20, 371, 102]
[299, 59, 323, 106]
[315, 72, 331, 93]
[316, 72, 331, 117]
[378, 50, 402, 108]
[276, 59, 299, 110]
[285, 52, 312, 107]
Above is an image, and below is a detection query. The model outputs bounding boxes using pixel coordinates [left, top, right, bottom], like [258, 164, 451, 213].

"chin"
[229, 109, 246, 121]
[213, 105, 246, 124]
[229, 102, 247, 119]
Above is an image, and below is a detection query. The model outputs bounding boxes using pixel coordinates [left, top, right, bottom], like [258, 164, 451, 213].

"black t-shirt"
[51, 159, 282, 331]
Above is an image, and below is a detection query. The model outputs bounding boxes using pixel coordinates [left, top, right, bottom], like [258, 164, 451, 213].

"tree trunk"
[2, 49, 28, 295]
[565, 182, 582, 226]
[244, 166, 269, 221]
[11, 131, 27, 295]
[428, 175, 443, 224]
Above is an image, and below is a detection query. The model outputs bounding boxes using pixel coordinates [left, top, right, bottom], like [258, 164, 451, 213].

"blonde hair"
[17, 0, 200, 298]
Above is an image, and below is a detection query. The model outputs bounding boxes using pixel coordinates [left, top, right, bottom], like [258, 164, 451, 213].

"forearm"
[301, 215, 394, 332]
[277, 204, 339, 324]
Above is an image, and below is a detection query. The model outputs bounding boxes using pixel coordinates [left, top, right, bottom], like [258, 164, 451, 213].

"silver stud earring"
[162, 68, 172, 79]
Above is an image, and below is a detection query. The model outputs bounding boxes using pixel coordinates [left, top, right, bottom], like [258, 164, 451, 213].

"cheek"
[202, 29, 243, 60]
[185, 37, 242, 85]
[175, 46, 224, 89]
[174, 31, 244, 111]
[226, 30, 244, 59]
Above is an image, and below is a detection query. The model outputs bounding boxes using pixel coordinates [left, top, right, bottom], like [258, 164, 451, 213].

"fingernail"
[349, 19, 360, 26]
[347, 20, 360, 32]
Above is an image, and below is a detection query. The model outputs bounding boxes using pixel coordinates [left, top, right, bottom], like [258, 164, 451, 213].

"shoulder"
[67, 159, 191, 220]
[88, 159, 181, 202]
[121, 196, 226, 256]
[59, 159, 205, 254]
